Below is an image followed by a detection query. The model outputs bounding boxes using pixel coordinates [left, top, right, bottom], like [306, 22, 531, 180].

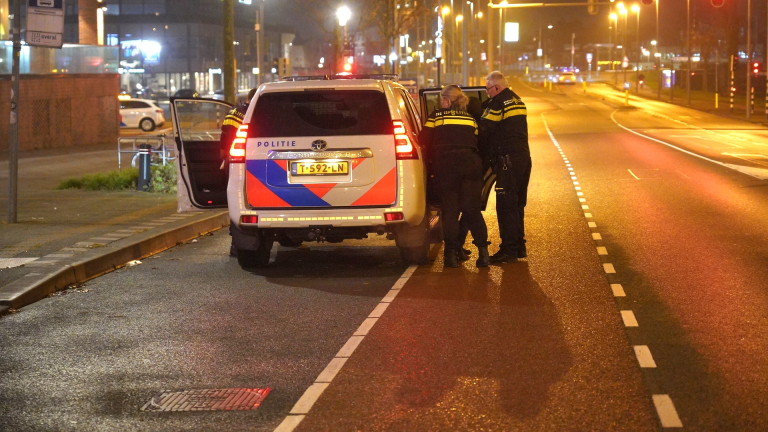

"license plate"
[291, 161, 349, 176]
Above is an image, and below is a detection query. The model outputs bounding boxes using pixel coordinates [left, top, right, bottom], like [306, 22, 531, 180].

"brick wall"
[0, 74, 119, 151]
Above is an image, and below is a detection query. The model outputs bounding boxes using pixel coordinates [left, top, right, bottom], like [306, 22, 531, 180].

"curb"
[0, 211, 229, 314]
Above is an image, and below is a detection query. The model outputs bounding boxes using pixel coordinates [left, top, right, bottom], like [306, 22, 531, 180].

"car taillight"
[241, 215, 258, 224]
[393, 120, 418, 160]
[155, 109, 163, 113]
[229, 124, 249, 163]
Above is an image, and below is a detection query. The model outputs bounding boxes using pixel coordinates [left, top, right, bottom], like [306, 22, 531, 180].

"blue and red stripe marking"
[245, 158, 397, 208]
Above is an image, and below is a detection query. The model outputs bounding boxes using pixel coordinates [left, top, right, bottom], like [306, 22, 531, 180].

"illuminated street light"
[456, 14, 463, 22]
[441, 6, 450, 16]
[336, 6, 351, 26]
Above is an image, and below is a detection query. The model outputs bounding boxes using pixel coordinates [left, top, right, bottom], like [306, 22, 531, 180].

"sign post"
[26, 0, 66, 48]
[8, 0, 22, 223]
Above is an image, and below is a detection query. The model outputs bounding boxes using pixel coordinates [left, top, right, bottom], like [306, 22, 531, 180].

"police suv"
[172, 75, 443, 268]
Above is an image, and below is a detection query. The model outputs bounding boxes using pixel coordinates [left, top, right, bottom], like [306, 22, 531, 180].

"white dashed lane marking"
[634, 345, 657, 368]
[652, 395, 684, 428]
[542, 113, 682, 428]
[621, 310, 639, 327]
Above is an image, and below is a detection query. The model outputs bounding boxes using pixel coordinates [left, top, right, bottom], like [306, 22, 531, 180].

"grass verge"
[57, 163, 177, 194]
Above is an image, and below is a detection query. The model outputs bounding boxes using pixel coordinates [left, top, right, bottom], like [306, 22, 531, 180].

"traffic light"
[752, 61, 760, 76]
[277, 57, 291, 78]
[587, 0, 597, 15]
[731, 56, 739, 73]
[711, 0, 725, 7]
[342, 56, 354, 73]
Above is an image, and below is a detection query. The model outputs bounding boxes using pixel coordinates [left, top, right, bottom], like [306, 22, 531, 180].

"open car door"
[172, 98, 233, 212]
[418, 86, 496, 210]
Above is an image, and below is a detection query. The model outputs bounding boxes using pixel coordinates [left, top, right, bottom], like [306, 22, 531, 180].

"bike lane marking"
[274, 264, 418, 432]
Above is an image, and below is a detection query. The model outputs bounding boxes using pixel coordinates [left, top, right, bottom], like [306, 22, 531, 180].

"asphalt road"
[2, 82, 768, 431]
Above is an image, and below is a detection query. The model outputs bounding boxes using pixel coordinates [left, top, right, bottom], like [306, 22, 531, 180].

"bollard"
[137, 144, 152, 191]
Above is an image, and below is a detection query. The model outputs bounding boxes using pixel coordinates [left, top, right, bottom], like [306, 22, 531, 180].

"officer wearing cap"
[480, 71, 532, 263]
[420, 85, 490, 268]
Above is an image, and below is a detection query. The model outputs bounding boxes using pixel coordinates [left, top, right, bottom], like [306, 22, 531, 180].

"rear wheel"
[139, 118, 156, 132]
[236, 235, 273, 268]
[399, 242, 429, 265]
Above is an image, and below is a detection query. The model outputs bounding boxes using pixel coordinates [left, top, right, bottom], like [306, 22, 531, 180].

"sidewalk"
[0, 142, 228, 315]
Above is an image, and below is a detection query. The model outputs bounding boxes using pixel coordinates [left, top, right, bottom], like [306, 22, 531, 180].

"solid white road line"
[289, 383, 330, 414]
[652, 394, 684, 428]
[634, 345, 657, 368]
[610, 110, 764, 180]
[353, 318, 378, 336]
[315, 358, 348, 383]
[336, 336, 365, 358]
[628, 169, 641, 180]
[611, 283, 626, 297]
[276, 264, 418, 432]
[621, 310, 639, 327]
[274, 415, 306, 432]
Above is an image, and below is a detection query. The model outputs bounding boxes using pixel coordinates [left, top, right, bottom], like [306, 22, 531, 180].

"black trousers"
[494, 156, 532, 253]
[435, 149, 488, 252]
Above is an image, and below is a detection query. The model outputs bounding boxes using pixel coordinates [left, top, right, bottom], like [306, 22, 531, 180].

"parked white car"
[119, 98, 165, 132]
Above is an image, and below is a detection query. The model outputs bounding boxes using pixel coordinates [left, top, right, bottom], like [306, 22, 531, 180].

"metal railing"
[117, 134, 177, 170]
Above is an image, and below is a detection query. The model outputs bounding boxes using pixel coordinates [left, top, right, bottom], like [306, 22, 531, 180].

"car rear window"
[250, 90, 392, 137]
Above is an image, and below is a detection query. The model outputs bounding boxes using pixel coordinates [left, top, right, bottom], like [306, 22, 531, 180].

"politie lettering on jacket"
[255, 140, 297, 148]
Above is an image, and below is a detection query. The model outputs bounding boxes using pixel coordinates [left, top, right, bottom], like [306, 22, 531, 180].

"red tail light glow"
[241, 215, 258, 224]
[229, 124, 249, 163]
[393, 120, 418, 160]
[385, 212, 404, 221]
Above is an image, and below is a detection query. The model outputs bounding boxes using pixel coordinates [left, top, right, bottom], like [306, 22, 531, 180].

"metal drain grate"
[141, 388, 271, 412]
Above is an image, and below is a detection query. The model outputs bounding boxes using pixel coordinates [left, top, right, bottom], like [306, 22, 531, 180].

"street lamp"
[337, 6, 351, 74]
[619, 6, 628, 86]
[631, 4, 640, 92]
[610, 12, 618, 83]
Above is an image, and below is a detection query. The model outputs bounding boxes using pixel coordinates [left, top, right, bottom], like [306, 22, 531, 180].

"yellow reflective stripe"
[433, 117, 476, 127]
[225, 114, 244, 121]
[223, 119, 241, 127]
[502, 108, 527, 119]
[483, 112, 502, 122]
[424, 119, 436, 128]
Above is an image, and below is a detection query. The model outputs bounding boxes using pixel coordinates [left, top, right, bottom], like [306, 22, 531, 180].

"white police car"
[171, 75, 442, 268]
[119, 97, 165, 131]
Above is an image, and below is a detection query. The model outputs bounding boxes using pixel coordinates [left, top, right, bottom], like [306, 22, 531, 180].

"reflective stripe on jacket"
[420, 109, 479, 160]
[479, 88, 529, 157]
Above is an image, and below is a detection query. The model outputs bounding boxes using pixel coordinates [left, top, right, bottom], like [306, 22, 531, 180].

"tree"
[294, 0, 436, 75]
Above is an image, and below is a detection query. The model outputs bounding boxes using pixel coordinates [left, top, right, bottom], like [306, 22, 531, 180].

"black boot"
[457, 248, 470, 261]
[444, 249, 460, 268]
[490, 249, 518, 264]
[476, 246, 490, 267]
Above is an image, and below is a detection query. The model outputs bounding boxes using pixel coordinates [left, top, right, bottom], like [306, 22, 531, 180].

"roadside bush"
[57, 162, 177, 194]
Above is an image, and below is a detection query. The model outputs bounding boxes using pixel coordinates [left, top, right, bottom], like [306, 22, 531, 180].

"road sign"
[586, 53, 593, 63]
[26, 0, 65, 48]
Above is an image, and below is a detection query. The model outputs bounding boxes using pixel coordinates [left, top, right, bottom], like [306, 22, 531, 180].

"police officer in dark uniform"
[220, 87, 257, 256]
[220, 87, 258, 162]
[480, 71, 532, 263]
[420, 85, 490, 268]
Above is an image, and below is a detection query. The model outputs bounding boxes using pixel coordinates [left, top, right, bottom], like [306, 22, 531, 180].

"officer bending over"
[480, 71, 532, 263]
[420, 85, 491, 268]
[220, 87, 257, 256]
